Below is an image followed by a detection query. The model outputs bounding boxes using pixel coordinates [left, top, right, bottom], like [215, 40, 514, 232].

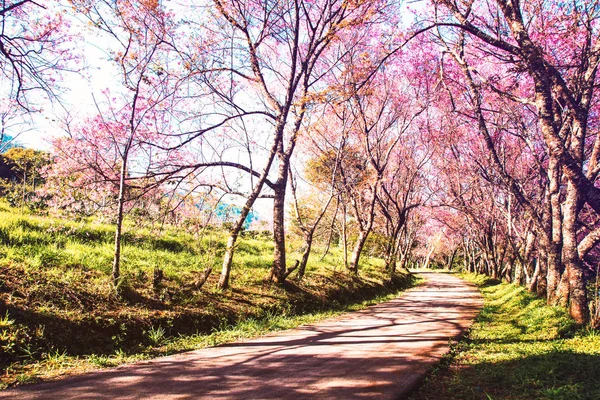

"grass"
[411, 273, 600, 400]
[0, 203, 418, 389]
[1, 278, 417, 389]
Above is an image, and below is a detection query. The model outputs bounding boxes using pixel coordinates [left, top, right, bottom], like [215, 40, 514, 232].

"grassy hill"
[0, 204, 415, 388]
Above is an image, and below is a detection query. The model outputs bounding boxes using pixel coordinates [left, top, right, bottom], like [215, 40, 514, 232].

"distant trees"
[0, 0, 75, 209]
[286, 40, 432, 276]
[0, 148, 49, 210]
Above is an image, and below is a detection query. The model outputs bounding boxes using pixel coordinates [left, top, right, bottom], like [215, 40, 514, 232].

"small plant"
[114, 276, 126, 294]
[146, 325, 166, 346]
[19, 344, 38, 360]
[0, 311, 15, 328]
[87, 354, 113, 368]
[15, 374, 37, 385]
[113, 348, 128, 360]
[583, 327, 600, 339]
[42, 349, 71, 369]
[34, 324, 45, 339]
[111, 323, 128, 347]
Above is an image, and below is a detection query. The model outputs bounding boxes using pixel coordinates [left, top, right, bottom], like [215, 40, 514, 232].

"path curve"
[0, 272, 482, 399]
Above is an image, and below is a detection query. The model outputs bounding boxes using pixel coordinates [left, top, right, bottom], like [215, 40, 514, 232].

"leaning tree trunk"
[422, 240, 437, 270]
[348, 230, 369, 274]
[446, 247, 458, 271]
[218, 127, 282, 289]
[398, 244, 410, 271]
[219, 173, 275, 289]
[296, 231, 314, 280]
[296, 198, 334, 280]
[341, 202, 349, 269]
[319, 200, 339, 261]
[290, 171, 334, 280]
[348, 188, 378, 274]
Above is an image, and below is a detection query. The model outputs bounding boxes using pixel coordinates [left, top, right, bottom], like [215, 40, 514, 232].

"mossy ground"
[412, 273, 600, 400]
[0, 204, 416, 388]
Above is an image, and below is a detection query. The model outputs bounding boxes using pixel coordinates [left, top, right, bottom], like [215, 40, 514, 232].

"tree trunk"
[290, 172, 334, 280]
[319, 200, 339, 261]
[514, 259, 524, 285]
[270, 166, 288, 284]
[447, 247, 458, 271]
[348, 230, 368, 274]
[341, 202, 348, 269]
[296, 231, 314, 280]
[562, 181, 588, 324]
[523, 228, 536, 285]
[383, 230, 399, 272]
[546, 155, 564, 304]
[112, 160, 127, 289]
[422, 240, 437, 270]
[388, 232, 404, 273]
[21, 164, 27, 213]
[398, 231, 414, 272]
[219, 233, 239, 289]
[502, 252, 515, 283]
[528, 257, 541, 293]
[463, 239, 472, 272]
[218, 126, 282, 289]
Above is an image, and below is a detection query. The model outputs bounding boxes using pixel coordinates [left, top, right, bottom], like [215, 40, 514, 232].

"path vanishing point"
[0, 272, 483, 399]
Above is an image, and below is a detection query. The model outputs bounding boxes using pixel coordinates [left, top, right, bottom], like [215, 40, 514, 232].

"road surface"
[0, 272, 482, 399]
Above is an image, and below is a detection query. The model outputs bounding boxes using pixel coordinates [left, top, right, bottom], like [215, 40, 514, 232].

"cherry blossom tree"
[196, 0, 403, 286]
[0, 0, 74, 110]
[57, 0, 183, 288]
[426, 0, 600, 323]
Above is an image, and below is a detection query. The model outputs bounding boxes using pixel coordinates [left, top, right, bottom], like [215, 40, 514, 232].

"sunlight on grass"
[0, 203, 419, 389]
[412, 274, 600, 400]
[1, 278, 417, 389]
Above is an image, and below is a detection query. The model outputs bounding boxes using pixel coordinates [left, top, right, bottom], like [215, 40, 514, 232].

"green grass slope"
[0, 205, 416, 388]
[412, 273, 600, 400]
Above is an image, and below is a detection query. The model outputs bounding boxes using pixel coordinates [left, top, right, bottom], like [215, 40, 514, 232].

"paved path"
[1, 272, 482, 399]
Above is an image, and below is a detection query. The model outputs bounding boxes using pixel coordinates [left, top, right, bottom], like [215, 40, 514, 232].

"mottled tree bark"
[563, 181, 588, 324]
[546, 155, 564, 304]
[271, 172, 288, 284]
